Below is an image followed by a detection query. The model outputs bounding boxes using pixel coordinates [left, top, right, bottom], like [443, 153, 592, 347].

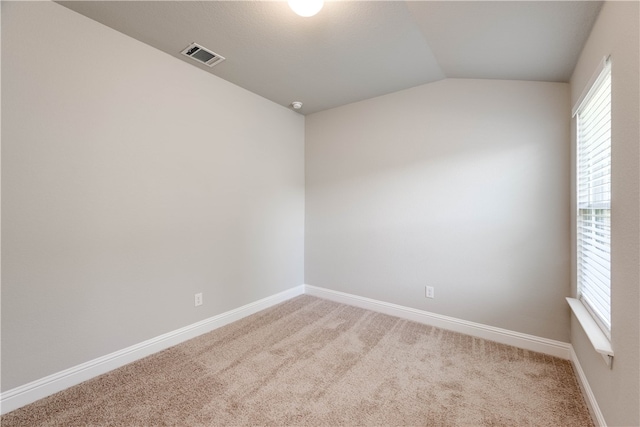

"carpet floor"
[2, 295, 594, 426]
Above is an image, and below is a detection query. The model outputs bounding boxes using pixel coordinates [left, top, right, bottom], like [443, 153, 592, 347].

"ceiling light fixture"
[288, 0, 324, 17]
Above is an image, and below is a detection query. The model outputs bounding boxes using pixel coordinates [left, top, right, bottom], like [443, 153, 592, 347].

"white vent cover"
[180, 43, 225, 67]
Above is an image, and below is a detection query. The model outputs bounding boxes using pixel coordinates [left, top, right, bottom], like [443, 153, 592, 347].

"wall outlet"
[194, 292, 203, 307]
[425, 286, 435, 299]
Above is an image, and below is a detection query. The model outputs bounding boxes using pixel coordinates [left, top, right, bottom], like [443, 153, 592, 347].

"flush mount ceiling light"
[288, 0, 324, 17]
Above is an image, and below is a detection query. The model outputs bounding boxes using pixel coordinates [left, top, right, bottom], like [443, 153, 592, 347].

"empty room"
[1, 0, 639, 425]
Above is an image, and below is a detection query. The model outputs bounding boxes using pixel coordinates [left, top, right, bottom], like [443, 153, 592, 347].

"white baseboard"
[0, 285, 305, 415]
[0, 284, 585, 417]
[570, 346, 607, 427]
[304, 284, 572, 359]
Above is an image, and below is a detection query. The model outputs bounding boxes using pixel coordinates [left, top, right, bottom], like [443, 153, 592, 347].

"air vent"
[180, 43, 225, 68]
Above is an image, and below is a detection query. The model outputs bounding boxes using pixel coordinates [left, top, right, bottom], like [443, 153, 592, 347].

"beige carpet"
[2, 295, 594, 426]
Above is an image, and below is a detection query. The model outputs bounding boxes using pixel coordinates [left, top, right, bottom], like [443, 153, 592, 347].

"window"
[575, 59, 611, 338]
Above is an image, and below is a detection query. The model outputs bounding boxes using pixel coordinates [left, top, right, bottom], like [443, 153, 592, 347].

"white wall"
[570, 2, 640, 426]
[1, 1, 304, 392]
[305, 79, 571, 342]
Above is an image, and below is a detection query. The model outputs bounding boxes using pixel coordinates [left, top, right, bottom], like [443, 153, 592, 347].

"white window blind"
[576, 59, 611, 337]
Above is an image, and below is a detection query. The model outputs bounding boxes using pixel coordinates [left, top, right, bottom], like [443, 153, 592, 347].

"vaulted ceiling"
[58, 1, 603, 115]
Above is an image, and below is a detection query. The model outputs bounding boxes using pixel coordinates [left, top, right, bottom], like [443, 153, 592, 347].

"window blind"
[576, 60, 611, 337]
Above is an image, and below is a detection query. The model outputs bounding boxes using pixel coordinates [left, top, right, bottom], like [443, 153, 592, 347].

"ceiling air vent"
[180, 42, 225, 68]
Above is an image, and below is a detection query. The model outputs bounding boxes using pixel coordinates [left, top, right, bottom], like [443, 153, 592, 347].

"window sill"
[567, 297, 614, 367]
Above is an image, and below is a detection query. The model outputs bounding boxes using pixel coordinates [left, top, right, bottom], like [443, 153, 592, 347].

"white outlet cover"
[426, 286, 435, 299]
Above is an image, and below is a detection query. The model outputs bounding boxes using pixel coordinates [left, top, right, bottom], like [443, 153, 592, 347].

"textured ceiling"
[57, 1, 602, 115]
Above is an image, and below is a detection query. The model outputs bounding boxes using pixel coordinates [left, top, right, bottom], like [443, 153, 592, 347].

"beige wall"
[1, 1, 305, 391]
[305, 78, 571, 342]
[4, 2, 638, 422]
[570, 1, 640, 426]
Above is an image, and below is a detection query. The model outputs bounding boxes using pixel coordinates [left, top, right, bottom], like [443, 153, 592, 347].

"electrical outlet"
[425, 286, 435, 299]
[194, 293, 203, 307]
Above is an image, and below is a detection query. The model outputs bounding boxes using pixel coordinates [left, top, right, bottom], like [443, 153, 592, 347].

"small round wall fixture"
[291, 101, 303, 110]
[288, 0, 324, 17]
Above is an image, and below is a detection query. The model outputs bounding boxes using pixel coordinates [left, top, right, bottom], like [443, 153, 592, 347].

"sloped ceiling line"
[57, 1, 602, 115]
